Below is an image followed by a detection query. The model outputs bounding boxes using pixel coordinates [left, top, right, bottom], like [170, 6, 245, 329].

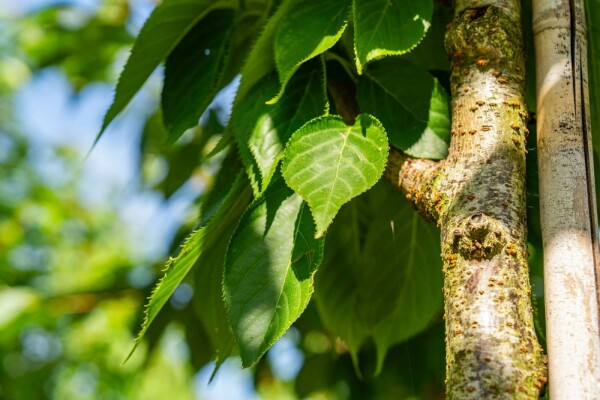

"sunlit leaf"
[401, 3, 453, 72]
[229, 0, 297, 194]
[234, 58, 328, 195]
[190, 174, 253, 369]
[235, 0, 296, 103]
[224, 177, 324, 366]
[282, 114, 388, 237]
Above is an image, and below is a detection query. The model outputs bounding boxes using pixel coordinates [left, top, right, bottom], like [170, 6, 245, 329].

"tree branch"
[385, 148, 442, 223]
[329, 1, 547, 396]
[387, 1, 548, 397]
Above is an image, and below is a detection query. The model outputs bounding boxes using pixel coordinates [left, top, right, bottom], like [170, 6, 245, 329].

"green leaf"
[146, 110, 224, 198]
[219, 10, 267, 89]
[357, 58, 449, 159]
[233, 71, 277, 195]
[235, 0, 296, 103]
[223, 177, 324, 366]
[368, 217, 442, 373]
[199, 147, 243, 226]
[190, 172, 252, 367]
[587, 0, 600, 158]
[234, 58, 328, 195]
[282, 114, 388, 238]
[313, 200, 369, 366]
[162, 9, 235, 143]
[98, 0, 236, 141]
[269, 0, 351, 104]
[353, 0, 433, 74]
[126, 173, 251, 362]
[401, 3, 453, 72]
[314, 182, 443, 375]
[230, 0, 297, 194]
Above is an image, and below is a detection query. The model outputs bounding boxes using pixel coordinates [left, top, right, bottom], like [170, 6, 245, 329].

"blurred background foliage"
[0, 0, 509, 399]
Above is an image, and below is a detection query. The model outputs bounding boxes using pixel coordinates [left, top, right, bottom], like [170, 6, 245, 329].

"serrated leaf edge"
[282, 114, 389, 238]
[163, 10, 237, 143]
[248, 57, 330, 195]
[98, 1, 238, 146]
[352, 0, 432, 75]
[221, 193, 319, 367]
[266, 6, 351, 104]
[125, 174, 249, 364]
[124, 228, 205, 364]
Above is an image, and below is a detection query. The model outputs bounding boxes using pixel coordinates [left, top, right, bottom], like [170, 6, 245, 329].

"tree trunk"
[533, 0, 600, 396]
[387, 0, 547, 397]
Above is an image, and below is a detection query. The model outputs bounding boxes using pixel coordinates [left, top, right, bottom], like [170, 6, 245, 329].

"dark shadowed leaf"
[162, 9, 235, 142]
[586, 0, 600, 158]
[353, 0, 433, 73]
[314, 182, 443, 374]
[358, 58, 449, 159]
[98, 0, 236, 141]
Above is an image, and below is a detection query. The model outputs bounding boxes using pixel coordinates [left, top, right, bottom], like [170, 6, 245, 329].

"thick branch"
[385, 148, 442, 223]
[387, 1, 547, 398]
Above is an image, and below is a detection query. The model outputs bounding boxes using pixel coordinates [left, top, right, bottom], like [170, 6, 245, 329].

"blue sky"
[6, 0, 192, 262]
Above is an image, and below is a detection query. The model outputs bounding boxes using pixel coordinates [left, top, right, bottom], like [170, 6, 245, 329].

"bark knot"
[445, 5, 522, 68]
[450, 213, 506, 261]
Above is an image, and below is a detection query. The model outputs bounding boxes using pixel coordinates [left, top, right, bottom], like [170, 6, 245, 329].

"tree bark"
[387, 0, 547, 397]
[533, 0, 600, 396]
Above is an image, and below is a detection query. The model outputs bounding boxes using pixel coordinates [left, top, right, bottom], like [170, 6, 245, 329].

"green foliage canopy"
[13, 0, 600, 397]
[104, 0, 450, 378]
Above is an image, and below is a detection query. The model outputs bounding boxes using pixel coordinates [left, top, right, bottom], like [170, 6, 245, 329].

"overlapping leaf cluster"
[105, 0, 448, 372]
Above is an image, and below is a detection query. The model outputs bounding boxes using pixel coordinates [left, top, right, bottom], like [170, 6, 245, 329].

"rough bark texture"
[533, 0, 600, 396]
[387, 1, 547, 397]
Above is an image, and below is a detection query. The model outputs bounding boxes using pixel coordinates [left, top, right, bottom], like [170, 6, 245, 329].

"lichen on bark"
[386, 0, 547, 397]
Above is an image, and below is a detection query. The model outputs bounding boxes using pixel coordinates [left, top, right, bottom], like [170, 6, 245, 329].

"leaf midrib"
[324, 129, 351, 224]
[360, 0, 393, 60]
